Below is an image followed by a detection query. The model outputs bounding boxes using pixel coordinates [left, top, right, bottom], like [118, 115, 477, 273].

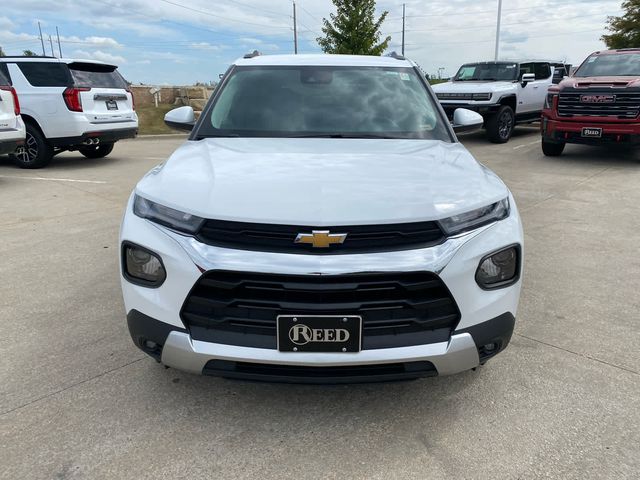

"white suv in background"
[0, 57, 138, 168]
[0, 63, 25, 156]
[432, 61, 562, 143]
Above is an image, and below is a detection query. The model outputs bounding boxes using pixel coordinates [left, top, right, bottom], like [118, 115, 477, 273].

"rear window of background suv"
[68, 62, 127, 89]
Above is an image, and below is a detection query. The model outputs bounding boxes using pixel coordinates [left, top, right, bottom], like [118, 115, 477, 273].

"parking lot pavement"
[1, 130, 638, 479]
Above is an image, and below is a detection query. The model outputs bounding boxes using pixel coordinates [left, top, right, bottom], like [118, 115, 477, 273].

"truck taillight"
[63, 87, 91, 112]
[126, 88, 136, 111]
[0, 86, 20, 115]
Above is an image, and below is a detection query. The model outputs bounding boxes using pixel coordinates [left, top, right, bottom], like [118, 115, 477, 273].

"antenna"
[494, 0, 503, 61]
[293, 1, 298, 55]
[38, 22, 46, 56]
[402, 4, 406, 56]
[56, 26, 63, 58]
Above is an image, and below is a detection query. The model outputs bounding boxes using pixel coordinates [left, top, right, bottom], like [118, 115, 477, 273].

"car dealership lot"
[1, 130, 638, 479]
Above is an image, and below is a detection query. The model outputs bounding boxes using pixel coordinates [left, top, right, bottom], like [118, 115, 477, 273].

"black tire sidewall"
[542, 139, 566, 156]
[79, 143, 115, 159]
[487, 106, 515, 144]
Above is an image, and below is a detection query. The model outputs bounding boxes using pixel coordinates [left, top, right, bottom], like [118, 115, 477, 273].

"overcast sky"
[0, 0, 624, 84]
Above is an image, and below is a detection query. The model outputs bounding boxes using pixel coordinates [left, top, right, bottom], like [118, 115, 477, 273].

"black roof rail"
[243, 50, 261, 59]
[0, 55, 56, 59]
[386, 51, 406, 60]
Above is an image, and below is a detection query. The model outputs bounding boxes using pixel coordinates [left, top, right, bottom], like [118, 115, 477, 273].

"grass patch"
[136, 104, 184, 135]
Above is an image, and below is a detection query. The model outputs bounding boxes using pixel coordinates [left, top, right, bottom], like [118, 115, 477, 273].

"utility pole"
[293, 1, 298, 54]
[48, 35, 55, 57]
[56, 26, 63, 58]
[494, 0, 503, 61]
[38, 21, 46, 56]
[401, 4, 406, 56]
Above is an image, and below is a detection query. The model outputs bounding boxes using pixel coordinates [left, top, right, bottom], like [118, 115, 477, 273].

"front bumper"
[440, 103, 499, 120]
[541, 116, 640, 145]
[128, 309, 515, 382]
[120, 194, 523, 381]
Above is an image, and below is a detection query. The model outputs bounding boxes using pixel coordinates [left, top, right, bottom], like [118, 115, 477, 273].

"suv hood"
[558, 76, 640, 89]
[432, 81, 516, 95]
[136, 138, 509, 225]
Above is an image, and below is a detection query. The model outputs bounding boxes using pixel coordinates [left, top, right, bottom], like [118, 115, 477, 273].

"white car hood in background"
[432, 81, 516, 95]
[136, 138, 509, 225]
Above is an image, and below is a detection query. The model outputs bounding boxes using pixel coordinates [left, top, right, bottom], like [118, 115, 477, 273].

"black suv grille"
[196, 219, 445, 254]
[558, 89, 640, 119]
[181, 271, 460, 350]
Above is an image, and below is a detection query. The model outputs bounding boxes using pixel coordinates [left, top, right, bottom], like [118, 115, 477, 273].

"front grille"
[558, 89, 640, 119]
[202, 359, 437, 383]
[181, 270, 460, 350]
[196, 219, 445, 254]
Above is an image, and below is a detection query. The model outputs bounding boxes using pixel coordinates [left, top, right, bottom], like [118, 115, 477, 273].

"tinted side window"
[17, 62, 70, 87]
[534, 63, 551, 80]
[519, 63, 534, 78]
[0, 63, 11, 86]
[0, 64, 11, 86]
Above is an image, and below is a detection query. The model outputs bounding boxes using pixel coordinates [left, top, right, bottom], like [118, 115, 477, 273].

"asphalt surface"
[1, 128, 639, 479]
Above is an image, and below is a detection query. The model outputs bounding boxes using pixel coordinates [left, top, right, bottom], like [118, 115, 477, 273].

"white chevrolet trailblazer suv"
[0, 63, 25, 156]
[432, 61, 562, 143]
[0, 57, 138, 168]
[120, 53, 524, 383]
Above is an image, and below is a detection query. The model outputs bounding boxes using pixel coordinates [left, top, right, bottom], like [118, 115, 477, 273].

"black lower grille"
[202, 359, 437, 383]
[558, 89, 640, 119]
[181, 270, 460, 349]
[196, 219, 445, 254]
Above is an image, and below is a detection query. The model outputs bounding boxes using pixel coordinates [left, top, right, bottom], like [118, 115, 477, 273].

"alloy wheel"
[16, 132, 38, 164]
[498, 111, 513, 140]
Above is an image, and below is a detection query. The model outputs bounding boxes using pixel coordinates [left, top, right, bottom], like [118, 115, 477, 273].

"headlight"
[476, 245, 521, 289]
[545, 93, 558, 109]
[472, 93, 492, 101]
[133, 194, 204, 233]
[122, 242, 166, 287]
[439, 198, 510, 236]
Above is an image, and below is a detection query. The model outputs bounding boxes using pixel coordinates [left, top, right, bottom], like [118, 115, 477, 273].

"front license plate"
[106, 100, 118, 110]
[582, 127, 602, 138]
[277, 315, 362, 353]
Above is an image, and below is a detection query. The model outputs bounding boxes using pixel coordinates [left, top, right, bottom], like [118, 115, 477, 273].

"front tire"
[11, 126, 53, 169]
[79, 143, 115, 159]
[486, 106, 515, 143]
[542, 139, 565, 156]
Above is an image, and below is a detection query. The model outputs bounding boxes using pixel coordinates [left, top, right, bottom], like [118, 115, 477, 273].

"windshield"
[454, 63, 518, 81]
[196, 65, 451, 140]
[575, 53, 640, 77]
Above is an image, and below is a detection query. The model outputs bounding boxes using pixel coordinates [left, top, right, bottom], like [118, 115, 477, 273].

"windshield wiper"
[194, 133, 240, 139]
[286, 133, 404, 139]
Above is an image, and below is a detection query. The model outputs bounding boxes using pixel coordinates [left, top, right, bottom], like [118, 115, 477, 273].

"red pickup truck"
[541, 48, 640, 156]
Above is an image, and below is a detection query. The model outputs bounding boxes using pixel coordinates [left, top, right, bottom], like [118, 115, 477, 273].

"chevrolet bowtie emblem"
[295, 230, 348, 248]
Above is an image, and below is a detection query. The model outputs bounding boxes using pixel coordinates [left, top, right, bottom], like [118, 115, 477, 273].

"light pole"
[438, 67, 445, 80]
[494, 0, 503, 61]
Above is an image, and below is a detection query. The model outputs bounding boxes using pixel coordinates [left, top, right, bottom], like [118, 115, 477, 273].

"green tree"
[602, 0, 640, 49]
[0, 45, 6, 57]
[23, 49, 37, 57]
[317, 0, 391, 55]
